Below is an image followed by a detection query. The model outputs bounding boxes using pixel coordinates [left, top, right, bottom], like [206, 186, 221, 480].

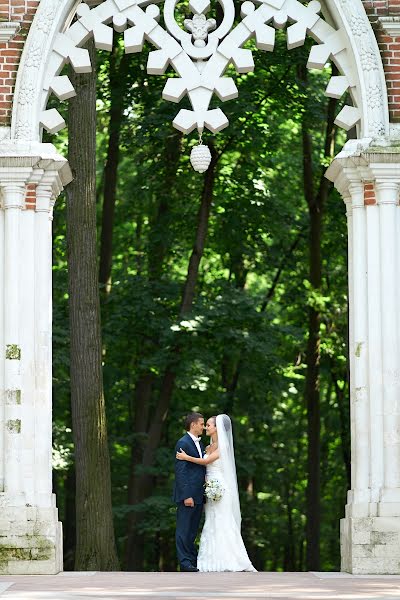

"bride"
[176, 414, 256, 572]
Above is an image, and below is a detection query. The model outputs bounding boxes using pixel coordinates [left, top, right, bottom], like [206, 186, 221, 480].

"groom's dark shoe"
[181, 565, 199, 572]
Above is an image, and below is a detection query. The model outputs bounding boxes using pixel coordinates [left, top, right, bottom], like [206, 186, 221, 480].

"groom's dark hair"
[185, 412, 204, 431]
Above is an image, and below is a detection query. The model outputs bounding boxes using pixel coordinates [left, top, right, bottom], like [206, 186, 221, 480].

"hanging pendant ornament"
[190, 134, 212, 174]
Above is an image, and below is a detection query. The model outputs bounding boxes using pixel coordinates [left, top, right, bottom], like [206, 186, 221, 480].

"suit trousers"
[176, 501, 203, 569]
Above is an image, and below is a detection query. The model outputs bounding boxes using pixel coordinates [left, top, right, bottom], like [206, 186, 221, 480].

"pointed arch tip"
[11, 0, 389, 141]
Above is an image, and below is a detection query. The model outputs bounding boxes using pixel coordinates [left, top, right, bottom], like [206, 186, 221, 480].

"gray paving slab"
[1, 572, 400, 600]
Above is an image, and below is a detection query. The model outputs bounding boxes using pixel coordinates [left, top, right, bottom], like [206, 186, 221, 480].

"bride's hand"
[176, 448, 188, 460]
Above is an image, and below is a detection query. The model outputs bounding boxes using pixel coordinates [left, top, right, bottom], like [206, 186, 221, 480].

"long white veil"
[216, 414, 241, 528]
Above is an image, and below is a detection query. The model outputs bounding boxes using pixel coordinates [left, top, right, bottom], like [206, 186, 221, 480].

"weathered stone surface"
[341, 516, 400, 574]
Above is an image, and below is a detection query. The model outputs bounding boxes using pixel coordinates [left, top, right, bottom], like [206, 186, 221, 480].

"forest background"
[47, 21, 351, 574]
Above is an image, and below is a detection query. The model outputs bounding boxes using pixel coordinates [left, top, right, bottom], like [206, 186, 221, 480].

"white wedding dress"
[197, 415, 256, 572]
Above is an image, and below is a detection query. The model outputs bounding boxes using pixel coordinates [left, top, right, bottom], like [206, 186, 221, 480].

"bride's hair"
[209, 416, 217, 425]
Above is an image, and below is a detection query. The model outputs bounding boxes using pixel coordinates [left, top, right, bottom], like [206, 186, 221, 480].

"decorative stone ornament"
[0, 22, 21, 43]
[190, 143, 212, 173]
[11, 0, 389, 171]
[3, 0, 399, 578]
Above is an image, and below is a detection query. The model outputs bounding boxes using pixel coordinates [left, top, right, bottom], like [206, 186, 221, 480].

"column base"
[0, 495, 63, 574]
[341, 515, 400, 574]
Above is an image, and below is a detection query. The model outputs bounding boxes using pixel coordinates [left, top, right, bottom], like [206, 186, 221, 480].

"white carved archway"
[3, 0, 400, 577]
[11, 0, 389, 144]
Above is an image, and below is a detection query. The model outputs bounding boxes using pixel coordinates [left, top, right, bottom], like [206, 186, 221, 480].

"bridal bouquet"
[204, 478, 224, 502]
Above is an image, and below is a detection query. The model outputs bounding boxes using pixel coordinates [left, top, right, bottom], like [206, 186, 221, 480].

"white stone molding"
[0, 22, 21, 43]
[329, 0, 389, 137]
[379, 17, 400, 38]
[365, 200, 383, 503]
[0, 127, 11, 142]
[374, 179, 400, 505]
[327, 146, 400, 574]
[0, 143, 69, 574]
[34, 180, 54, 505]
[3, 182, 25, 498]
[11, 0, 389, 141]
[349, 180, 370, 505]
[0, 189, 4, 494]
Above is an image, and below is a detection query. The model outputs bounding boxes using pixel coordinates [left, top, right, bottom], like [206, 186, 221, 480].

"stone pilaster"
[0, 142, 71, 575]
[327, 140, 400, 574]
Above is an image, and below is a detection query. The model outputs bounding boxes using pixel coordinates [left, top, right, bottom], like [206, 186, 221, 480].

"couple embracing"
[173, 412, 256, 572]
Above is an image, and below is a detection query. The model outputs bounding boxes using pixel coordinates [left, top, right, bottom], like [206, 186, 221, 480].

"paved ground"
[1, 572, 400, 600]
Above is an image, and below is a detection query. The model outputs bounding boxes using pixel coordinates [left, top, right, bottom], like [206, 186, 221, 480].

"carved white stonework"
[12, 0, 389, 141]
[0, 143, 71, 575]
[327, 142, 400, 574]
[190, 143, 212, 172]
[5, 0, 398, 577]
[0, 22, 20, 43]
[379, 17, 400, 38]
[335, 0, 389, 137]
[0, 128, 11, 142]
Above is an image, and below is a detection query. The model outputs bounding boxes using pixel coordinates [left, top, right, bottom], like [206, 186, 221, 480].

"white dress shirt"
[188, 431, 202, 457]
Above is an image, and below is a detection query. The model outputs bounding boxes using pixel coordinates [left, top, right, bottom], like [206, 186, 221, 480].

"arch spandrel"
[11, 0, 389, 145]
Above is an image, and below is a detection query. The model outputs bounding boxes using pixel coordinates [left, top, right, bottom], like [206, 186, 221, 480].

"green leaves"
[50, 35, 349, 571]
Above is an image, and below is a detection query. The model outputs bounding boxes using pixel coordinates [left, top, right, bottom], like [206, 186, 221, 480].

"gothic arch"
[11, 0, 389, 143]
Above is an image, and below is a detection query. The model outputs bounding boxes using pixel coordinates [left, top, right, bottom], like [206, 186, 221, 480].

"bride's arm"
[176, 448, 219, 464]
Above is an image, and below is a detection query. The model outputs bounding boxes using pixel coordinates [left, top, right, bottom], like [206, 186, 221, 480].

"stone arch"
[11, 0, 389, 143]
[3, 0, 400, 578]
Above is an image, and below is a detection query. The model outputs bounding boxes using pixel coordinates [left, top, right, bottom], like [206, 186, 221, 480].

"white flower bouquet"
[204, 478, 224, 502]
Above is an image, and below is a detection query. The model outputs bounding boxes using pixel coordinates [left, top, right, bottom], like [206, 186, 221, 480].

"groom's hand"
[184, 497, 194, 507]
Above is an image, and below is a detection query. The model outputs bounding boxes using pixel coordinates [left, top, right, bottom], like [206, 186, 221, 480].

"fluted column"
[328, 151, 400, 574]
[3, 182, 25, 498]
[344, 194, 356, 492]
[375, 180, 400, 504]
[349, 181, 370, 507]
[0, 194, 4, 493]
[365, 200, 384, 501]
[0, 144, 70, 576]
[34, 182, 54, 506]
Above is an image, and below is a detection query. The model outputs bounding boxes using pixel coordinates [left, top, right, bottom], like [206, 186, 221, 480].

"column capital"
[348, 181, 365, 209]
[1, 183, 26, 211]
[374, 180, 399, 206]
[35, 185, 53, 214]
[326, 140, 400, 204]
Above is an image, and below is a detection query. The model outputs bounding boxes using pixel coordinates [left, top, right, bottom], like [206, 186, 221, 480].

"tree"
[298, 63, 339, 571]
[66, 39, 120, 570]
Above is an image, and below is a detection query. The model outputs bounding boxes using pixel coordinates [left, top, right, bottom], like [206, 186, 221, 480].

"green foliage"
[51, 32, 349, 571]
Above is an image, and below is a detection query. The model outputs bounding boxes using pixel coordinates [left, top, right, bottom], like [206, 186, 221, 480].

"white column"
[19, 200, 36, 504]
[3, 183, 25, 497]
[0, 194, 4, 492]
[375, 180, 400, 504]
[349, 182, 370, 507]
[365, 202, 384, 501]
[34, 183, 54, 506]
[344, 195, 356, 492]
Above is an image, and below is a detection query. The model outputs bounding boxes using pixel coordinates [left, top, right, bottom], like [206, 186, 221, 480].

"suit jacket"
[173, 433, 206, 504]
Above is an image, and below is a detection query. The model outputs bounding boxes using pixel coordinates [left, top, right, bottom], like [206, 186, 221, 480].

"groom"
[173, 412, 206, 572]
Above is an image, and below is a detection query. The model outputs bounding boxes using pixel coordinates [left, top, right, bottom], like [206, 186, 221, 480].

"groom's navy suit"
[173, 433, 206, 570]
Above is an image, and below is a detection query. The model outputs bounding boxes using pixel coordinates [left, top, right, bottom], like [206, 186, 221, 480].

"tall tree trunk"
[299, 63, 338, 571]
[99, 43, 128, 290]
[63, 466, 76, 571]
[283, 481, 296, 571]
[67, 40, 119, 571]
[333, 372, 351, 489]
[304, 176, 322, 571]
[125, 145, 219, 570]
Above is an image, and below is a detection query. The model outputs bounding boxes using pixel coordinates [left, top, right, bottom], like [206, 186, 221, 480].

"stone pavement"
[1, 572, 400, 600]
